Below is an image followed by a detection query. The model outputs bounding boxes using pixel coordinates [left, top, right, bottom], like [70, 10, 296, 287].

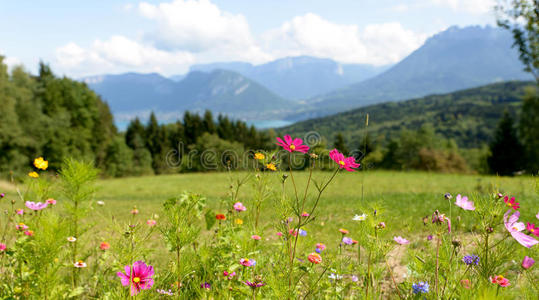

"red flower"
[308, 253, 322, 264]
[490, 275, 510, 287]
[100, 242, 110, 250]
[329, 149, 360, 172]
[504, 196, 520, 210]
[527, 223, 539, 237]
[276, 135, 309, 153]
[216, 214, 226, 220]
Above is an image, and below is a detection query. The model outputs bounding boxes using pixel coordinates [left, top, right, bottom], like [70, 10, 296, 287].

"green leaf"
[204, 209, 216, 230]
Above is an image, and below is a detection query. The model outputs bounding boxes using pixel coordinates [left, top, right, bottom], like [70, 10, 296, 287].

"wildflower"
[147, 219, 157, 227]
[16, 223, 28, 230]
[276, 135, 309, 153]
[28, 171, 39, 178]
[339, 228, 349, 235]
[223, 271, 236, 279]
[100, 242, 110, 250]
[276, 232, 283, 237]
[117, 261, 155, 296]
[342, 237, 353, 245]
[0, 243, 6, 251]
[328, 273, 342, 281]
[432, 211, 451, 233]
[454, 194, 475, 211]
[244, 280, 266, 288]
[444, 193, 452, 200]
[351, 275, 359, 282]
[67, 236, 77, 242]
[25, 201, 48, 211]
[289, 229, 298, 236]
[536, 212, 539, 219]
[526, 223, 539, 237]
[522, 256, 535, 269]
[299, 229, 307, 236]
[15, 209, 23, 215]
[254, 153, 265, 160]
[233, 202, 246, 212]
[0, 193, 4, 198]
[503, 196, 520, 210]
[266, 163, 277, 171]
[490, 275, 510, 287]
[131, 207, 139, 215]
[377, 222, 386, 229]
[235, 218, 243, 225]
[200, 282, 211, 289]
[497, 193, 503, 198]
[307, 252, 322, 264]
[462, 255, 480, 265]
[460, 279, 471, 289]
[240, 258, 256, 267]
[329, 149, 360, 171]
[301, 211, 310, 217]
[97, 201, 105, 206]
[412, 282, 429, 294]
[74, 260, 87, 268]
[46, 198, 56, 205]
[393, 236, 410, 245]
[504, 210, 538, 248]
[251, 235, 261, 240]
[353, 213, 366, 221]
[33, 157, 48, 170]
[216, 214, 226, 220]
[24, 230, 34, 236]
[427, 235, 433, 241]
[157, 289, 174, 296]
[352, 239, 358, 244]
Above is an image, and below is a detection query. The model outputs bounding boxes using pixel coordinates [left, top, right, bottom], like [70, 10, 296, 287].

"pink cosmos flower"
[25, 201, 48, 211]
[117, 261, 155, 296]
[316, 243, 326, 251]
[393, 236, 410, 245]
[147, 220, 157, 227]
[503, 196, 519, 210]
[329, 149, 360, 172]
[46, 198, 56, 205]
[490, 275, 510, 287]
[526, 223, 539, 237]
[0, 243, 6, 251]
[276, 135, 309, 153]
[244, 281, 266, 288]
[240, 258, 256, 267]
[454, 194, 475, 211]
[276, 232, 283, 237]
[251, 235, 261, 240]
[504, 210, 539, 248]
[536, 212, 539, 219]
[15, 209, 23, 215]
[522, 256, 535, 269]
[24, 230, 34, 236]
[233, 202, 246, 212]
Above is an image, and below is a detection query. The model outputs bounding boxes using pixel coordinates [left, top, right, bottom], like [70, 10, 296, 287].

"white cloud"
[430, 0, 496, 14]
[391, 4, 409, 12]
[55, 36, 194, 76]
[262, 13, 427, 65]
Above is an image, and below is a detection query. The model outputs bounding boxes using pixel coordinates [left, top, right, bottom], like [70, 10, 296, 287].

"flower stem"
[435, 234, 441, 299]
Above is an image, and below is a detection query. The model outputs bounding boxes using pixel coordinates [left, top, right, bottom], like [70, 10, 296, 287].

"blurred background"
[0, 0, 537, 177]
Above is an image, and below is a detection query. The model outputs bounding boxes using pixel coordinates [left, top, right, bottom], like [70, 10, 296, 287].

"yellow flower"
[266, 163, 277, 171]
[33, 157, 48, 170]
[254, 153, 265, 160]
[28, 172, 39, 178]
[235, 218, 243, 225]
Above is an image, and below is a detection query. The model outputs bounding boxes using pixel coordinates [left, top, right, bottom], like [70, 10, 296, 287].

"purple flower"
[522, 256, 535, 269]
[25, 201, 48, 211]
[393, 236, 410, 245]
[299, 229, 307, 236]
[444, 193, 452, 200]
[200, 282, 211, 289]
[427, 235, 433, 241]
[117, 261, 155, 296]
[462, 255, 480, 265]
[0, 193, 5, 198]
[454, 194, 475, 211]
[342, 237, 353, 245]
[243, 281, 266, 288]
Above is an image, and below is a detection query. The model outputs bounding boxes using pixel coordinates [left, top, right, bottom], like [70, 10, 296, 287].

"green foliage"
[518, 87, 539, 173]
[488, 111, 525, 175]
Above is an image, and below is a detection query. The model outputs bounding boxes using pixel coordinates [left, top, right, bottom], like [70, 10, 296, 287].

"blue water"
[115, 119, 293, 131]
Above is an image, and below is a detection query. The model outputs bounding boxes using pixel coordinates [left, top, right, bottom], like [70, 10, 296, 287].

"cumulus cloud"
[430, 0, 496, 14]
[55, 36, 194, 76]
[263, 13, 427, 65]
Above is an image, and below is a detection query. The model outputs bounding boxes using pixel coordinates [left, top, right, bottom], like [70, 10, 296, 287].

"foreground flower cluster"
[0, 139, 537, 299]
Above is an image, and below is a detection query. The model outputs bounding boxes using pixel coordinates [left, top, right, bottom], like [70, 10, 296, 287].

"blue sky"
[0, 0, 497, 77]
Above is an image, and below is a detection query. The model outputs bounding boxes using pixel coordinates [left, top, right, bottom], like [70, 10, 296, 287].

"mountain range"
[82, 25, 533, 125]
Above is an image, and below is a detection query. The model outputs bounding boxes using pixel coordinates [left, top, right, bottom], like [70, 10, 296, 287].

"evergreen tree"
[519, 88, 539, 173]
[333, 133, 349, 155]
[125, 118, 146, 149]
[202, 110, 216, 134]
[487, 111, 524, 175]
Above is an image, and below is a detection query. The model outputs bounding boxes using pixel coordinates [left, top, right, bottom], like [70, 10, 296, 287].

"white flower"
[97, 201, 105, 206]
[353, 213, 367, 221]
[74, 260, 87, 268]
[67, 236, 77, 242]
[328, 273, 342, 280]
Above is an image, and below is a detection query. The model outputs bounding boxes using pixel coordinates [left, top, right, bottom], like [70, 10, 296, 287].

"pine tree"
[487, 111, 525, 175]
[519, 88, 539, 173]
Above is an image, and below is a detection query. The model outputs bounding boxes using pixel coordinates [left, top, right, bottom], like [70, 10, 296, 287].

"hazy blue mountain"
[83, 70, 296, 122]
[293, 26, 533, 119]
[183, 56, 388, 100]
